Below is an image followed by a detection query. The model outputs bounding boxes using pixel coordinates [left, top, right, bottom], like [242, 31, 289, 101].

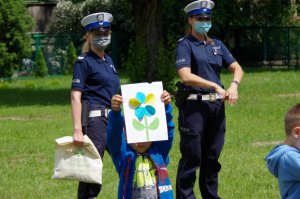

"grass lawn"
[0, 68, 299, 198]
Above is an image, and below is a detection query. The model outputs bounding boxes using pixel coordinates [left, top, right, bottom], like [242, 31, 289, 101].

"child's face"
[130, 142, 152, 153]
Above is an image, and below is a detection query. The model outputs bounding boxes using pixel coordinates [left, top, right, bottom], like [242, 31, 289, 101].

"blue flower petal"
[145, 105, 156, 116]
[136, 92, 145, 104]
[135, 106, 146, 120]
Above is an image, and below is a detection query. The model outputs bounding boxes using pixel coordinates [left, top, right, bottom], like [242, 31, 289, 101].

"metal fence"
[28, 32, 120, 76]
[28, 27, 300, 77]
[30, 33, 83, 75]
[229, 26, 300, 68]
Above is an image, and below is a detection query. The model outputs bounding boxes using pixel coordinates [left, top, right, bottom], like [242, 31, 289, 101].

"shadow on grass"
[0, 88, 70, 107]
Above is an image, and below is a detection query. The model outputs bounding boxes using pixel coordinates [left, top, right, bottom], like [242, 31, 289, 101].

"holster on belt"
[81, 100, 90, 128]
[175, 81, 191, 108]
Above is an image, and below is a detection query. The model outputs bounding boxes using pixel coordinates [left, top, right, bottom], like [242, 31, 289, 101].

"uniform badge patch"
[110, 65, 117, 72]
[72, 79, 80, 84]
[176, 58, 186, 64]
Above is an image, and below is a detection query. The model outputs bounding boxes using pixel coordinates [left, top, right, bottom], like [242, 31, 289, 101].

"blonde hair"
[81, 32, 91, 53]
[81, 41, 91, 53]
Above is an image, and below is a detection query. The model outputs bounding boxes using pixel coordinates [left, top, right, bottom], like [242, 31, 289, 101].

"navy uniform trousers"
[176, 99, 225, 199]
[77, 113, 108, 199]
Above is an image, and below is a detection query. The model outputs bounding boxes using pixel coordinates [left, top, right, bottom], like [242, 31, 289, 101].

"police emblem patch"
[97, 14, 104, 22]
[200, 1, 207, 8]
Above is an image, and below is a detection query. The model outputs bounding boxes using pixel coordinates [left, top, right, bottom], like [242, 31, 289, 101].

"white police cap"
[81, 12, 113, 31]
[184, 0, 215, 17]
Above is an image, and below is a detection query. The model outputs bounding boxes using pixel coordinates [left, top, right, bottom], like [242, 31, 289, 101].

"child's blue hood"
[265, 144, 297, 177]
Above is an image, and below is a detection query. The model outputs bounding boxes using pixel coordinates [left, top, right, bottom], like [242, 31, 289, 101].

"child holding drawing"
[106, 90, 174, 199]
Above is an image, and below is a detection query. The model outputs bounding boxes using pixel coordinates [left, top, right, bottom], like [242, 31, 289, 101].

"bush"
[33, 48, 48, 78]
[156, 36, 177, 93]
[0, 0, 34, 78]
[123, 41, 147, 83]
[64, 41, 77, 75]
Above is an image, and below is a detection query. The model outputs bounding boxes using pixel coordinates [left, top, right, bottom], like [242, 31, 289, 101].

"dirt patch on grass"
[0, 115, 54, 121]
[0, 116, 31, 121]
[252, 141, 282, 147]
[275, 93, 300, 97]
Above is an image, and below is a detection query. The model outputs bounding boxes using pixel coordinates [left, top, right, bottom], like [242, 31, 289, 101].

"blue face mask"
[193, 21, 212, 34]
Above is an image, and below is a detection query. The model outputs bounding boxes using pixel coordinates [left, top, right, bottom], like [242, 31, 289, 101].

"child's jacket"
[107, 104, 174, 199]
[265, 144, 300, 199]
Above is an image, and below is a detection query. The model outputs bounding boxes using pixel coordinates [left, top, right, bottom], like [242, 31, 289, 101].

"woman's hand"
[73, 129, 84, 147]
[111, 94, 123, 111]
[214, 85, 226, 100]
[225, 84, 239, 105]
[161, 90, 171, 105]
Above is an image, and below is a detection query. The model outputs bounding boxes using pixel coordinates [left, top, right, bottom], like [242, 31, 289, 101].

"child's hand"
[161, 90, 171, 105]
[111, 94, 123, 111]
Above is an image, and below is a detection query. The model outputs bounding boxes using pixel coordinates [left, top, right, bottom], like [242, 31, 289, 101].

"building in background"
[24, 0, 58, 33]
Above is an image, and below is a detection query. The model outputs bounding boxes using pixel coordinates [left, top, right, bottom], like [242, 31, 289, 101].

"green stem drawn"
[144, 117, 149, 141]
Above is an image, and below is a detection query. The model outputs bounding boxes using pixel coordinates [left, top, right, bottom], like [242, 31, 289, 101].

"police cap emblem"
[200, 1, 207, 8]
[97, 14, 104, 22]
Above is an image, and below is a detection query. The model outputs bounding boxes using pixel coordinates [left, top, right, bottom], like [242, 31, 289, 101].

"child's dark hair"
[285, 103, 300, 135]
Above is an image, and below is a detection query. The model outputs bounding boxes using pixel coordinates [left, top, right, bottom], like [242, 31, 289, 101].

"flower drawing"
[129, 92, 156, 120]
[129, 92, 159, 141]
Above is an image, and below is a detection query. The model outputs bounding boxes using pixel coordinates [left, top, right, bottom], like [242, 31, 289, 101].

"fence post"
[32, 33, 44, 60]
[263, 27, 267, 62]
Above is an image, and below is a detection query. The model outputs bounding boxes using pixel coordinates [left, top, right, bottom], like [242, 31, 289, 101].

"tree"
[125, 0, 180, 91]
[64, 41, 77, 75]
[33, 48, 48, 78]
[132, 0, 162, 82]
[48, 0, 299, 87]
[0, 0, 34, 78]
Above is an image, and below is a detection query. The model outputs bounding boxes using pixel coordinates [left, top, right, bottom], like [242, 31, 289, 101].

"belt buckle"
[209, 93, 216, 102]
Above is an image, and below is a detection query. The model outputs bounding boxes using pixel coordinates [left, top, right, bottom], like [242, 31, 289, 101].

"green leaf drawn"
[132, 119, 145, 131]
[148, 118, 159, 130]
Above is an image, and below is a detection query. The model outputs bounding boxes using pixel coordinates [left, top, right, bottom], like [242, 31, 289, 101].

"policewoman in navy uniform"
[71, 12, 120, 199]
[175, 1, 244, 199]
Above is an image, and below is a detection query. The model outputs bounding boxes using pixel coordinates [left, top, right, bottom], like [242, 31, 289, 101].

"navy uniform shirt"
[71, 50, 120, 107]
[175, 34, 236, 94]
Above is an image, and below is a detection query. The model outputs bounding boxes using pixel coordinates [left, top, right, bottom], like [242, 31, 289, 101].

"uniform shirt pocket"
[208, 46, 223, 68]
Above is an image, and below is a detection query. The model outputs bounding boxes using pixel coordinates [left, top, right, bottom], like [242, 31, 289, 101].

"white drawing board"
[121, 81, 168, 143]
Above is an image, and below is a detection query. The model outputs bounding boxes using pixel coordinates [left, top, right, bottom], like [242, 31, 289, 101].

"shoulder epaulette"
[177, 36, 187, 43]
[76, 53, 88, 62]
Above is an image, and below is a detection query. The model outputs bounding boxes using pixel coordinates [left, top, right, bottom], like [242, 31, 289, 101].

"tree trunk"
[132, 0, 162, 82]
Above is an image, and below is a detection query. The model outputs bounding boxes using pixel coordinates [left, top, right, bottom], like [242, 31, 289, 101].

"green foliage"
[252, 1, 299, 26]
[49, 0, 133, 35]
[156, 36, 177, 93]
[123, 41, 147, 83]
[0, 0, 34, 78]
[64, 42, 77, 75]
[33, 48, 48, 78]
[48, 1, 83, 34]
[49, 0, 133, 73]
[212, 1, 300, 36]
[124, 36, 177, 92]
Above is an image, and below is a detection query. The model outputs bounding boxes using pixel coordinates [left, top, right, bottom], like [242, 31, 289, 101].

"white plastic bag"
[52, 135, 103, 184]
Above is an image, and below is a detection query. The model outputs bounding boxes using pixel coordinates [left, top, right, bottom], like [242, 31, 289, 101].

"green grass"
[0, 69, 299, 198]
